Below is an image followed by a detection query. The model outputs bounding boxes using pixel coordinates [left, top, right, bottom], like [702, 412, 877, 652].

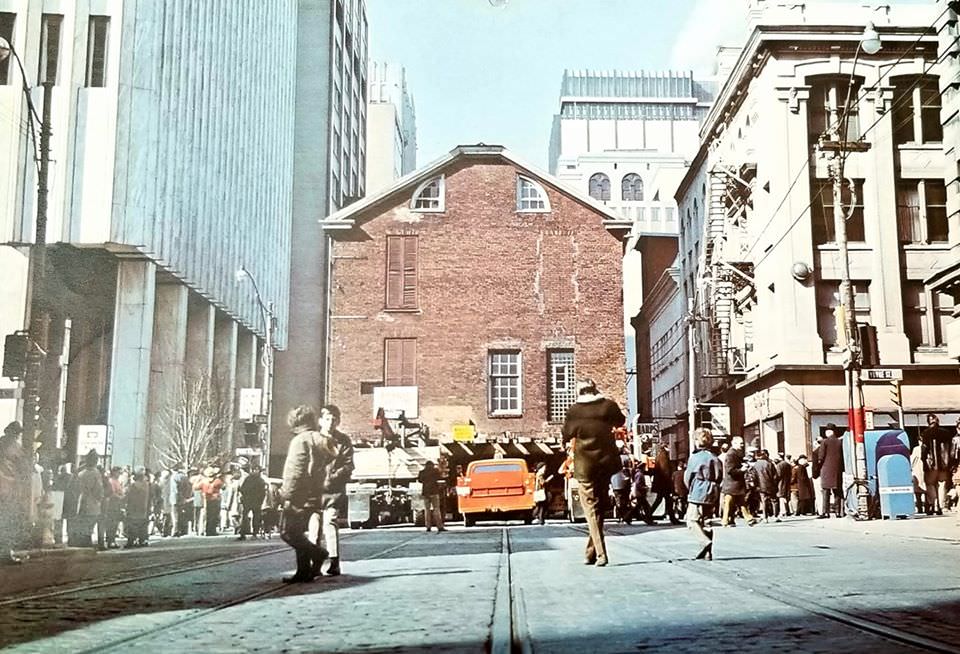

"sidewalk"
[805, 511, 959, 543]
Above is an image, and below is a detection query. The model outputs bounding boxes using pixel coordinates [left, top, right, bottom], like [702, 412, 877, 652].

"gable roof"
[321, 144, 632, 235]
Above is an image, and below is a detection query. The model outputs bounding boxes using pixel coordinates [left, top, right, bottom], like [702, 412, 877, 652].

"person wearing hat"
[561, 378, 625, 567]
[72, 450, 105, 550]
[196, 466, 224, 536]
[920, 413, 954, 515]
[792, 454, 815, 516]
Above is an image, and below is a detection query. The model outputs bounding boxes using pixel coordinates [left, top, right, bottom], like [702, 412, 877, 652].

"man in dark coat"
[775, 454, 793, 517]
[316, 404, 354, 577]
[684, 428, 724, 560]
[238, 467, 267, 540]
[650, 445, 680, 524]
[720, 437, 755, 527]
[562, 378, 625, 567]
[920, 413, 954, 515]
[814, 426, 844, 518]
[753, 449, 779, 522]
[280, 405, 332, 583]
[792, 455, 815, 515]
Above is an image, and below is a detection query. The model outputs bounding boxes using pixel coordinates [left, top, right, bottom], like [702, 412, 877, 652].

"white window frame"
[516, 175, 550, 212]
[547, 349, 575, 423]
[410, 175, 445, 212]
[488, 350, 522, 417]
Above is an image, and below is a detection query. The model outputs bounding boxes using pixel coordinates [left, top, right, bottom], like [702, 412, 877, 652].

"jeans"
[423, 494, 444, 530]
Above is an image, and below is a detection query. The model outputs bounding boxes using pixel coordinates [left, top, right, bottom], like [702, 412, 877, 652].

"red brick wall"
[327, 159, 626, 438]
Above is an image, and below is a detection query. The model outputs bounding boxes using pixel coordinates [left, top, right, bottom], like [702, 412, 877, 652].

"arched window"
[621, 173, 643, 201]
[588, 173, 610, 201]
[516, 175, 550, 211]
[410, 175, 444, 211]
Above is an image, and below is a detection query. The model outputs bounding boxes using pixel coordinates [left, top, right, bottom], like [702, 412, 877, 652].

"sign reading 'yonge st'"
[862, 369, 903, 381]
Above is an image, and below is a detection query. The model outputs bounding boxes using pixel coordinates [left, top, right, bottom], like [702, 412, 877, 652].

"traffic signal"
[889, 381, 902, 408]
[857, 324, 879, 368]
[3, 332, 29, 380]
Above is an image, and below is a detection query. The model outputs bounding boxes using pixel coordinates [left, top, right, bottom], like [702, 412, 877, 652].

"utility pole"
[686, 298, 697, 455]
[22, 80, 53, 455]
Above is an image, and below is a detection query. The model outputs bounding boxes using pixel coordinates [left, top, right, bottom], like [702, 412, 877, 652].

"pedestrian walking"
[775, 454, 793, 517]
[315, 404, 354, 576]
[650, 444, 679, 524]
[920, 413, 954, 515]
[814, 426, 844, 518]
[279, 405, 331, 583]
[753, 450, 779, 522]
[631, 462, 655, 525]
[610, 455, 633, 525]
[911, 443, 926, 514]
[532, 462, 553, 525]
[672, 460, 688, 521]
[72, 450, 105, 550]
[684, 428, 723, 561]
[561, 378, 625, 567]
[124, 469, 151, 547]
[418, 460, 445, 532]
[238, 467, 267, 540]
[721, 437, 756, 527]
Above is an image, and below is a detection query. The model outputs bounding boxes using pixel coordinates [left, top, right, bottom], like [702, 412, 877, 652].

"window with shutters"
[385, 235, 418, 310]
[488, 350, 521, 416]
[384, 338, 416, 386]
[410, 175, 444, 211]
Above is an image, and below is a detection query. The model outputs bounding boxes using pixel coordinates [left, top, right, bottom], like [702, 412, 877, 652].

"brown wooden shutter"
[385, 236, 403, 308]
[384, 338, 416, 386]
[401, 236, 418, 309]
[400, 338, 416, 385]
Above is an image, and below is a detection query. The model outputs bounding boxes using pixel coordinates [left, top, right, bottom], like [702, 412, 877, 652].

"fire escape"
[700, 162, 756, 378]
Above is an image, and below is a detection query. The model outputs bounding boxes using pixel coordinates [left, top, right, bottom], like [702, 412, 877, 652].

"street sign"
[235, 447, 262, 457]
[862, 368, 903, 381]
[238, 388, 263, 421]
[252, 414, 268, 425]
[451, 423, 476, 442]
[76, 425, 110, 457]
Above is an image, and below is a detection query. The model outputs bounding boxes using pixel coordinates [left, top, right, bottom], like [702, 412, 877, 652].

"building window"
[892, 75, 943, 145]
[385, 235, 417, 310]
[85, 16, 110, 87]
[807, 75, 862, 143]
[816, 281, 870, 349]
[547, 350, 575, 423]
[516, 175, 550, 211]
[588, 173, 610, 201]
[38, 14, 63, 85]
[488, 350, 521, 416]
[897, 180, 948, 244]
[410, 175, 444, 211]
[0, 13, 14, 86]
[810, 178, 865, 244]
[621, 173, 643, 201]
[903, 281, 953, 349]
[384, 338, 416, 386]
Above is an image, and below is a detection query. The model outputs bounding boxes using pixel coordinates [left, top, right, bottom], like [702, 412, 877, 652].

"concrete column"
[107, 260, 156, 468]
[146, 282, 188, 469]
[185, 293, 214, 381]
[236, 331, 257, 390]
[213, 312, 238, 453]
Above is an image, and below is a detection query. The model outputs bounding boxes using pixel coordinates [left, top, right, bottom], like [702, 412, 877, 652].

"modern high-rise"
[272, 0, 368, 463]
[548, 70, 716, 419]
[365, 62, 416, 194]
[0, 2, 298, 468]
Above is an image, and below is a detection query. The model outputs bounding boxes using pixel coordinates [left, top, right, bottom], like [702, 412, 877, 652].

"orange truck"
[455, 458, 536, 527]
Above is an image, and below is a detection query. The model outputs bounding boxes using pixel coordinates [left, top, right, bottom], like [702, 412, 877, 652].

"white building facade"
[0, 0, 297, 467]
[365, 61, 416, 194]
[677, 2, 960, 458]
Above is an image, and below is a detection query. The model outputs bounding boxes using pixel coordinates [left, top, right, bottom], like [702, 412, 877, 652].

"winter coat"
[921, 426, 954, 473]
[281, 426, 332, 508]
[684, 448, 724, 505]
[651, 448, 673, 493]
[792, 463, 814, 501]
[776, 460, 792, 497]
[815, 435, 844, 490]
[321, 429, 355, 511]
[721, 448, 747, 496]
[753, 459, 779, 495]
[672, 469, 687, 497]
[125, 479, 152, 519]
[75, 467, 104, 517]
[239, 472, 267, 507]
[561, 395, 625, 483]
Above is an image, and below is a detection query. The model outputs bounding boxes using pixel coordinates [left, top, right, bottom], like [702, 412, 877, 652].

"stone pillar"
[236, 330, 257, 389]
[107, 260, 156, 467]
[185, 293, 214, 381]
[146, 282, 188, 469]
[213, 312, 238, 453]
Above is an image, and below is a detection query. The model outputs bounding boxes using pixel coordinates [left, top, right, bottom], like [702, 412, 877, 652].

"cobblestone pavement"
[0, 515, 958, 652]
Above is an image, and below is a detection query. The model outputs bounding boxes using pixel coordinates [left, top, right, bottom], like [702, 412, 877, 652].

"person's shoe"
[936, 509, 943, 516]
[595, 555, 608, 567]
[324, 557, 341, 577]
[282, 573, 313, 584]
[583, 554, 596, 565]
[775, 518, 782, 523]
[437, 527, 447, 532]
[311, 550, 329, 578]
[817, 514, 829, 519]
[747, 519, 758, 526]
[670, 519, 682, 526]
[695, 543, 712, 560]
[238, 535, 246, 541]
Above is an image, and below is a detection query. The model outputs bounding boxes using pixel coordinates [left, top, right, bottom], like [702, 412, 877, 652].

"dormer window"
[410, 175, 444, 211]
[516, 175, 550, 212]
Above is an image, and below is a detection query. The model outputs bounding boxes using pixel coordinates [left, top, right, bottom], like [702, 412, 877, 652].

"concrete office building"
[365, 61, 416, 194]
[0, 1, 297, 468]
[548, 69, 716, 419]
[272, 0, 368, 464]
[676, 2, 960, 457]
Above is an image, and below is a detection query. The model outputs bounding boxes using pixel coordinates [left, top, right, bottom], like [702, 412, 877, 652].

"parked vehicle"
[456, 458, 535, 526]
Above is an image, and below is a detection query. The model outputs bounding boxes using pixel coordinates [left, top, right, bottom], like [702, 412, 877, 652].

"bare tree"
[153, 374, 233, 471]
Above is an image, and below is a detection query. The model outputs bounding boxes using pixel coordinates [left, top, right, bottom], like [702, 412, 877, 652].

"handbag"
[533, 488, 547, 503]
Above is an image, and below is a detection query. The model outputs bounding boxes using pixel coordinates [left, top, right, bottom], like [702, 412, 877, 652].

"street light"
[0, 36, 53, 455]
[236, 265, 275, 470]
[819, 23, 882, 519]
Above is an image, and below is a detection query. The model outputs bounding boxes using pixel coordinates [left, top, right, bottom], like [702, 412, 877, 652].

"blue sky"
[367, 0, 933, 170]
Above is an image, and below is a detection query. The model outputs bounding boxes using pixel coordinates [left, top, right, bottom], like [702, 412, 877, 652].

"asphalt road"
[1, 515, 958, 653]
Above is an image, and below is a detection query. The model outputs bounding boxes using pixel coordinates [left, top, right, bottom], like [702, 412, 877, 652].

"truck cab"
[455, 458, 535, 526]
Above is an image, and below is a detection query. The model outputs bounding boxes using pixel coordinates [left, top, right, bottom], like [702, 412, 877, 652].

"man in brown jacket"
[562, 379, 625, 567]
[279, 405, 332, 583]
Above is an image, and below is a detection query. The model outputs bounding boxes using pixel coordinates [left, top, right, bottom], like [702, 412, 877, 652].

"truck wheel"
[463, 513, 475, 528]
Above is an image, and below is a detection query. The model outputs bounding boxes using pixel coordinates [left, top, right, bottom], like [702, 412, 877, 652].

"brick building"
[318, 144, 630, 440]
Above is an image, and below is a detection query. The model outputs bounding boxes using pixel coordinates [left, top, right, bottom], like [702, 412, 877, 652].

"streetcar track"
[568, 524, 960, 654]
[69, 531, 431, 653]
